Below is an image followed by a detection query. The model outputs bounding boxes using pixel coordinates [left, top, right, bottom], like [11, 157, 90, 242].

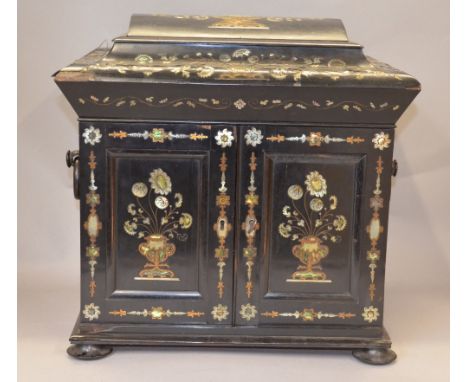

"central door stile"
[209, 126, 237, 324]
[235, 126, 264, 325]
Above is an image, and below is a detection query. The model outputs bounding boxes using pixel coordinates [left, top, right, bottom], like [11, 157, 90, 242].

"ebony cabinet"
[55, 14, 419, 364]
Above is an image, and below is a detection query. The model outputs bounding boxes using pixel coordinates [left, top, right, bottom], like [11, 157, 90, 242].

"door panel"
[79, 122, 236, 325]
[108, 150, 207, 298]
[235, 125, 394, 327]
[264, 153, 364, 300]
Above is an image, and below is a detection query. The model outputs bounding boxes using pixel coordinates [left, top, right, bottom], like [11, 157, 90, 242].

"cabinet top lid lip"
[124, 14, 357, 47]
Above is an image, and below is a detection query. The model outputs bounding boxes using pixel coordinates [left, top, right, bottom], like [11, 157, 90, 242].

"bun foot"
[352, 348, 397, 365]
[67, 344, 113, 360]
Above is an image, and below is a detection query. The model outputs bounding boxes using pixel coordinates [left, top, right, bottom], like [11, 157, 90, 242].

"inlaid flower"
[134, 54, 153, 65]
[372, 132, 391, 151]
[367, 249, 381, 262]
[86, 192, 100, 207]
[155, 196, 169, 210]
[232, 48, 250, 58]
[310, 198, 324, 212]
[131, 182, 148, 198]
[215, 129, 234, 148]
[82, 303, 100, 321]
[305, 171, 327, 197]
[82, 126, 102, 146]
[179, 213, 193, 229]
[240, 304, 257, 321]
[124, 220, 137, 235]
[333, 215, 347, 231]
[233, 98, 246, 110]
[370, 195, 384, 210]
[149, 168, 172, 195]
[127, 203, 137, 215]
[279, 223, 292, 238]
[197, 65, 215, 78]
[287, 184, 304, 200]
[150, 307, 165, 320]
[244, 127, 264, 147]
[211, 304, 229, 321]
[174, 193, 183, 208]
[362, 306, 380, 323]
[282, 206, 292, 218]
[308, 132, 323, 147]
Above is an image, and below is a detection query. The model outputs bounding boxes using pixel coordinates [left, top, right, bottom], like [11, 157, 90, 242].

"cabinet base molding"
[69, 317, 394, 364]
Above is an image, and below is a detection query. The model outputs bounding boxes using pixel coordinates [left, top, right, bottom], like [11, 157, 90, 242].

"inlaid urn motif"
[123, 168, 193, 281]
[279, 171, 347, 282]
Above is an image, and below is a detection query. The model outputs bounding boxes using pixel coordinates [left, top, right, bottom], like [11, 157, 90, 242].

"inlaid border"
[83, 151, 102, 298]
[366, 156, 385, 302]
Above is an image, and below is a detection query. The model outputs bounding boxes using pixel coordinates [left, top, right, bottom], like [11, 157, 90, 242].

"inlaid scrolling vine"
[77, 95, 401, 113]
[75, 45, 409, 83]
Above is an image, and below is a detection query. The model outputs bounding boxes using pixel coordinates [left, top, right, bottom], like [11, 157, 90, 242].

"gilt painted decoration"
[123, 169, 193, 281]
[279, 171, 347, 283]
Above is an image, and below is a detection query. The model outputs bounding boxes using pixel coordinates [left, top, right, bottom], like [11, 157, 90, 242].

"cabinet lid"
[54, 14, 420, 124]
[124, 14, 355, 47]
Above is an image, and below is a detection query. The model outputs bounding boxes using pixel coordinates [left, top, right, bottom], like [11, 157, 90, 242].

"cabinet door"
[235, 125, 394, 327]
[79, 122, 236, 325]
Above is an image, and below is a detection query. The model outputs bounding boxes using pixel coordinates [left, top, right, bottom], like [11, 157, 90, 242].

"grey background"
[18, 0, 449, 381]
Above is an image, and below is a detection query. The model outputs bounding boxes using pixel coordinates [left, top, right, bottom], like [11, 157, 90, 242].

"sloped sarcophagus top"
[54, 14, 420, 123]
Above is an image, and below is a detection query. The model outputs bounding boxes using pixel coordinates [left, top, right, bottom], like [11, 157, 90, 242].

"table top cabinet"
[55, 14, 419, 364]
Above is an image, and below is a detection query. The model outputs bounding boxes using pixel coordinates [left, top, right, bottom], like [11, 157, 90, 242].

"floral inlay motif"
[261, 308, 355, 322]
[280, 171, 347, 283]
[123, 169, 193, 281]
[108, 128, 208, 143]
[242, 153, 260, 298]
[211, 304, 229, 321]
[82, 126, 102, 146]
[234, 98, 247, 110]
[215, 128, 234, 148]
[366, 157, 385, 301]
[213, 152, 232, 298]
[372, 132, 391, 151]
[266, 131, 365, 146]
[83, 303, 101, 321]
[109, 306, 204, 320]
[362, 306, 380, 323]
[240, 304, 257, 321]
[244, 127, 264, 147]
[84, 151, 101, 297]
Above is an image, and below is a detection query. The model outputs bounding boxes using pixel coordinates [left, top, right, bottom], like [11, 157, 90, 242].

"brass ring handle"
[66, 150, 80, 199]
[392, 159, 398, 177]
